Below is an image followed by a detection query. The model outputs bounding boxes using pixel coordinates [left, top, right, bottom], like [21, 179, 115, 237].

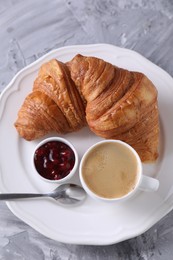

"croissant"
[15, 59, 86, 140]
[14, 54, 159, 162]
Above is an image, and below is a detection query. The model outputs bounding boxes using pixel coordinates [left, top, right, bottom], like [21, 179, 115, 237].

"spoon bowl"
[48, 184, 87, 205]
[0, 184, 86, 205]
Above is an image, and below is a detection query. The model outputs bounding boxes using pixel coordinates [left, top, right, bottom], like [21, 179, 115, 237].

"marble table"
[1, 0, 173, 259]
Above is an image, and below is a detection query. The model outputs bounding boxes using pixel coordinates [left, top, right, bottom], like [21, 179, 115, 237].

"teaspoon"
[0, 184, 86, 205]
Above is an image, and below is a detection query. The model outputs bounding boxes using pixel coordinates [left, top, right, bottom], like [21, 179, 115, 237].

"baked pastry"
[14, 54, 159, 162]
[67, 55, 159, 162]
[15, 59, 86, 140]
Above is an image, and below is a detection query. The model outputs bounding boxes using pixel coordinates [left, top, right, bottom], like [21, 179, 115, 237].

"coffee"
[81, 142, 139, 199]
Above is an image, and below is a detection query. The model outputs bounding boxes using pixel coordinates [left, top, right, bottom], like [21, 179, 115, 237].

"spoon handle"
[0, 193, 47, 200]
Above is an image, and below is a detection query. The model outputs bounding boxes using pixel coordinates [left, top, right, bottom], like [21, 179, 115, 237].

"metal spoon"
[0, 184, 86, 205]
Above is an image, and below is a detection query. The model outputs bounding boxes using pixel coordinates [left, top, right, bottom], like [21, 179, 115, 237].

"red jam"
[34, 141, 75, 181]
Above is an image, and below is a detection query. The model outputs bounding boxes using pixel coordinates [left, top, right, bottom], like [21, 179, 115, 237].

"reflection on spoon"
[0, 184, 86, 205]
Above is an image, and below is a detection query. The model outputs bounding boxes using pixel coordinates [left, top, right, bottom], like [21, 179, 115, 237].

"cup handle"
[138, 175, 159, 192]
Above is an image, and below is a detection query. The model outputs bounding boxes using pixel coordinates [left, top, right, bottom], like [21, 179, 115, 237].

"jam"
[34, 141, 75, 180]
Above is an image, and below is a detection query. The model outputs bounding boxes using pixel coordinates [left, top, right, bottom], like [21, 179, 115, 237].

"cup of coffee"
[79, 140, 159, 202]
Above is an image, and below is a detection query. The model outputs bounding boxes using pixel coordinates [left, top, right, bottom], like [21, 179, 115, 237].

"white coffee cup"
[79, 140, 159, 202]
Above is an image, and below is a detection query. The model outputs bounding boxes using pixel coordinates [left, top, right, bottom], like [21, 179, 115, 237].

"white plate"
[0, 44, 173, 245]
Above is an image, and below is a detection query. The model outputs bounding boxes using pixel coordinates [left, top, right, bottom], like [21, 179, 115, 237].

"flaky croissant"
[14, 54, 159, 162]
[15, 59, 86, 140]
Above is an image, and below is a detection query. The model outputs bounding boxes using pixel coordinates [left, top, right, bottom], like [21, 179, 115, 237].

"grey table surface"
[0, 0, 173, 259]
